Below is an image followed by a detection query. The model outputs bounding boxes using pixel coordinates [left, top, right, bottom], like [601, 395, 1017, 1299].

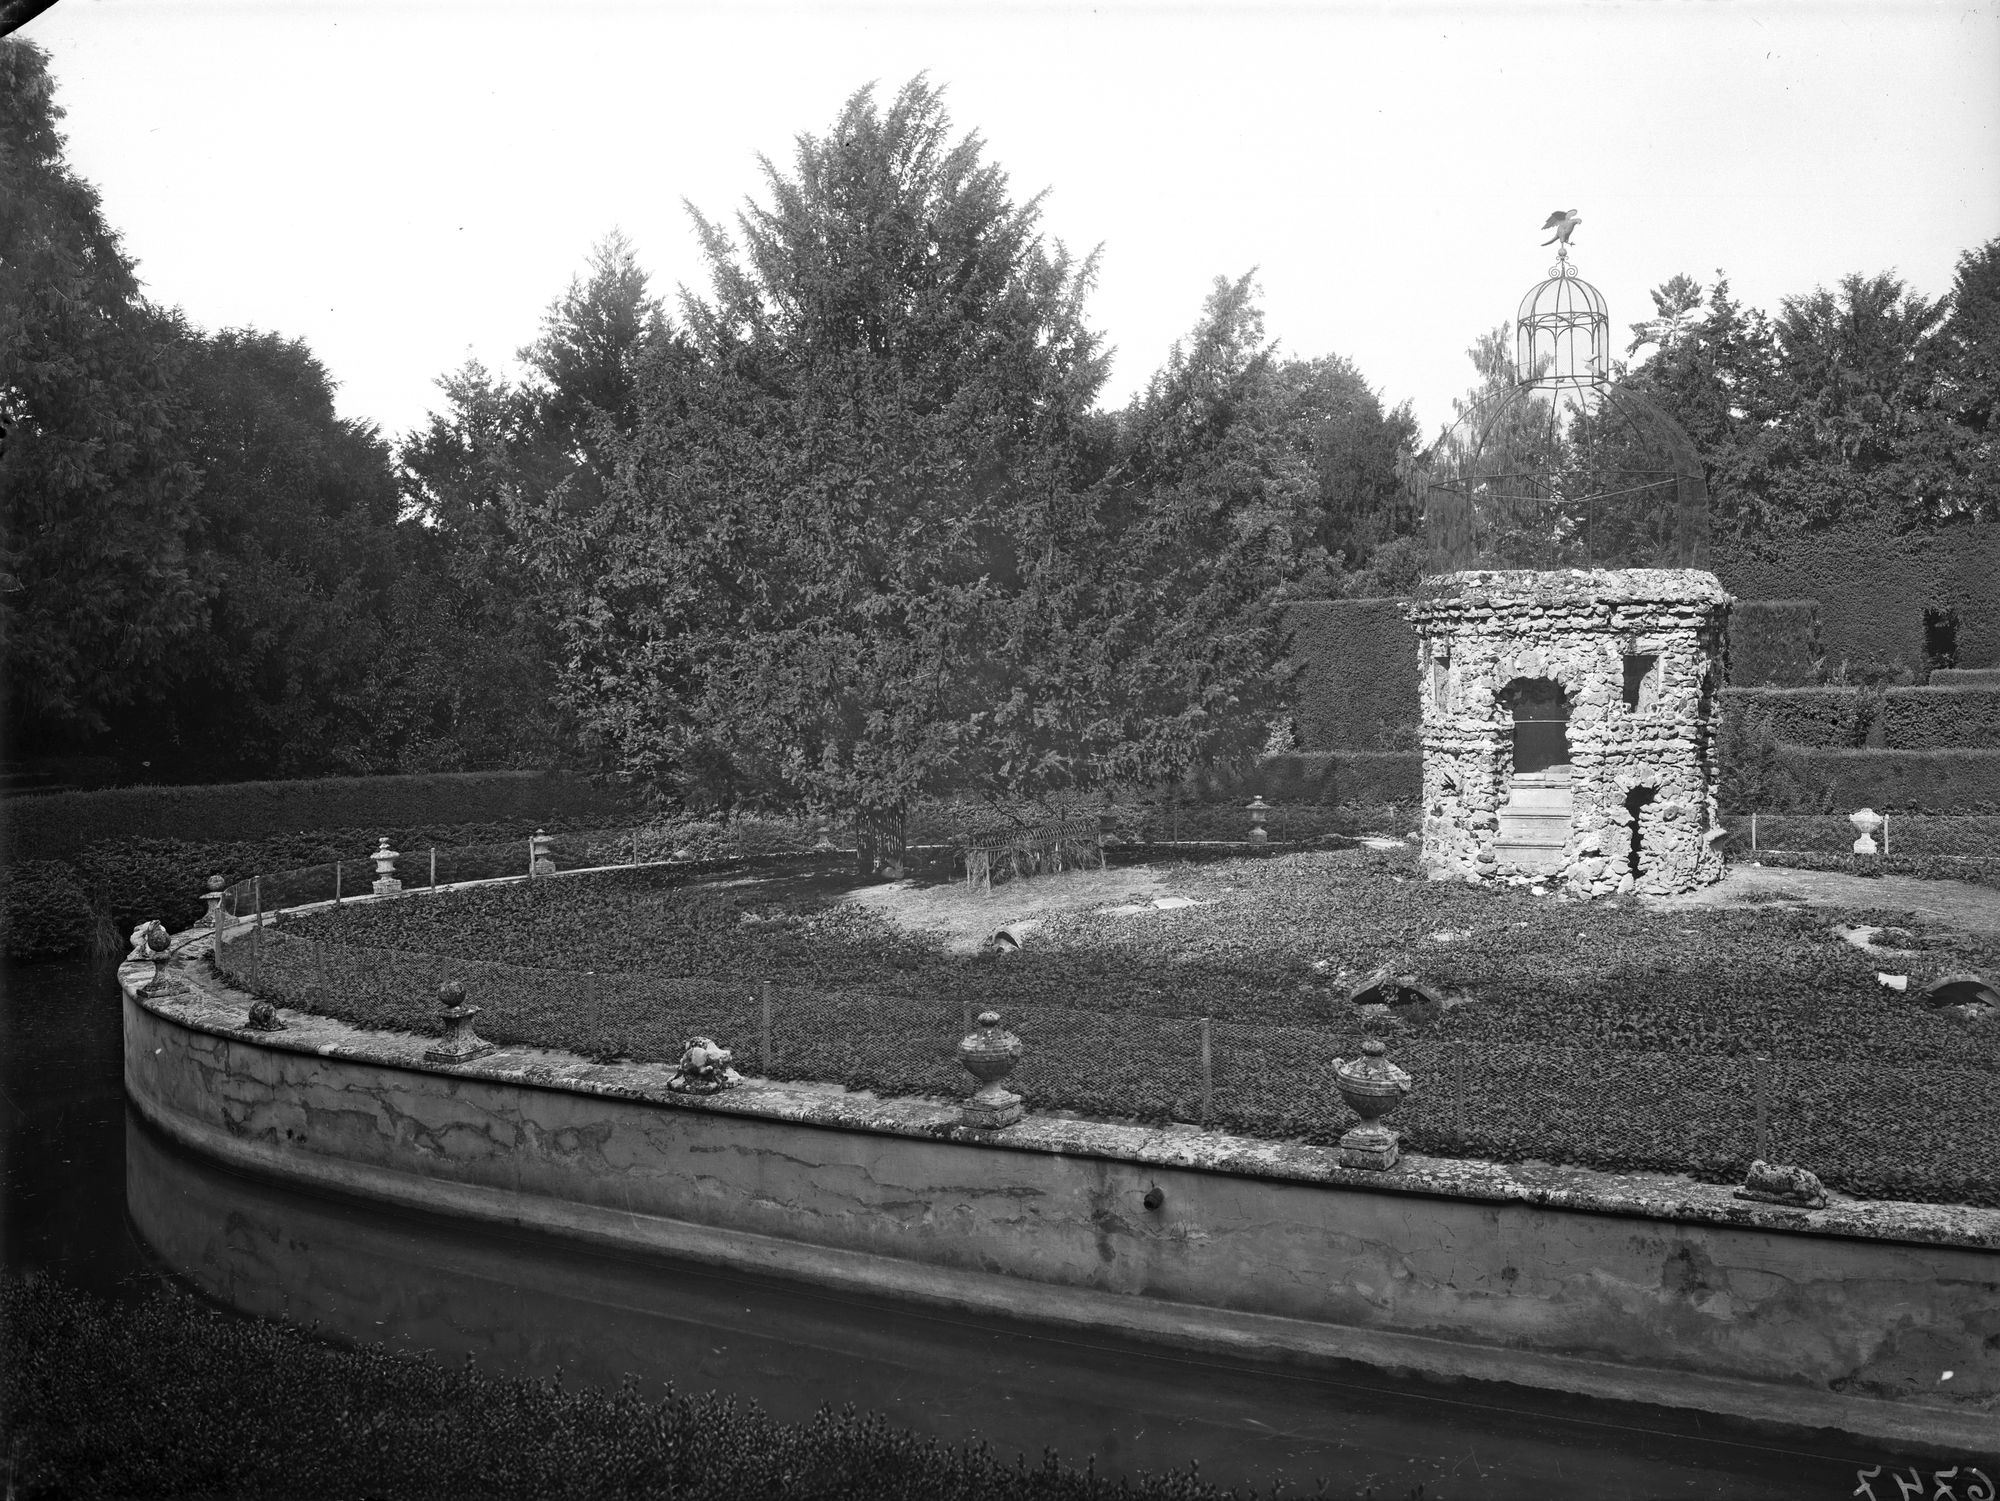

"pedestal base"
[373, 878, 403, 896]
[425, 1006, 494, 1065]
[960, 1088, 1023, 1129]
[424, 1038, 496, 1065]
[1338, 1123, 1400, 1171]
[667, 1072, 738, 1095]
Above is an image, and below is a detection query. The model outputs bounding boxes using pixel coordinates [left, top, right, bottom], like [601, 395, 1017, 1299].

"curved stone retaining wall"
[122, 944, 2000, 1456]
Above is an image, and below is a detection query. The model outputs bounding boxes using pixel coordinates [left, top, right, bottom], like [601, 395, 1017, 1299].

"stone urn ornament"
[1246, 796, 1271, 846]
[668, 1036, 741, 1094]
[957, 1011, 1024, 1128]
[203, 875, 227, 932]
[1848, 807, 1884, 855]
[531, 828, 556, 877]
[1330, 1039, 1412, 1170]
[372, 837, 403, 896]
[424, 979, 495, 1064]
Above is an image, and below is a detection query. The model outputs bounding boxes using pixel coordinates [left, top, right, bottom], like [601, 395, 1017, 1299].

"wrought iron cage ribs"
[1414, 252, 1711, 573]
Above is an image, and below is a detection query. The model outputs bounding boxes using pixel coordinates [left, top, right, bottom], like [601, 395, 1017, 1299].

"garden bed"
[228, 848, 2000, 1206]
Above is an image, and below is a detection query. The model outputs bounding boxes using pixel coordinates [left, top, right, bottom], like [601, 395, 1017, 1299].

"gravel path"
[1650, 862, 2000, 935]
[841, 865, 1171, 954]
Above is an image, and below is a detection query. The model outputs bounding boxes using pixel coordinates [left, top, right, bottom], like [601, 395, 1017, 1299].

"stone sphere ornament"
[957, 1011, 1024, 1128]
[1330, 1040, 1413, 1171]
[424, 979, 496, 1064]
[133, 920, 179, 998]
[245, 999, 287, 1032]
[668, 1036, 742, 1094]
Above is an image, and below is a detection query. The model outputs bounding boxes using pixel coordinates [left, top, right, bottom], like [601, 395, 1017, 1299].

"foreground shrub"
[0, 1274, 1289, 1501]
[0, 858, 101, 960]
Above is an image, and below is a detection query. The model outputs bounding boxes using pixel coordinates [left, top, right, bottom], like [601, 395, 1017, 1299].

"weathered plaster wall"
[123, 958, 2000, 1454]
[1408, 569, 1732, 894]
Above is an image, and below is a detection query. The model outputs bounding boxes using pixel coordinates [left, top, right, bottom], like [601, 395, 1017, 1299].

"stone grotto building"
[1401, 236, 1732, 897]
[1406, 568, 1732, 896]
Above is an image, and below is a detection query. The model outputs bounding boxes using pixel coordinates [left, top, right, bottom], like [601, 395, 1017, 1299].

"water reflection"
[125, 1110, 1880, 1500]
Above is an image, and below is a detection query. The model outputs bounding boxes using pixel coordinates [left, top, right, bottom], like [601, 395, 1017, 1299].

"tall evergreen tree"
[0, 37, 204, 752]
[527, 82, 1318, 870]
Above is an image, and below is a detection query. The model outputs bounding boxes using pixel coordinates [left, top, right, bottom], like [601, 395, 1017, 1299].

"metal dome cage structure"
[1414, 250, 1710, 572]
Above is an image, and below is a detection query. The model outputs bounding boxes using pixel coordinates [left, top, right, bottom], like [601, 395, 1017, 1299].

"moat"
[0, 955, 1947, 1500]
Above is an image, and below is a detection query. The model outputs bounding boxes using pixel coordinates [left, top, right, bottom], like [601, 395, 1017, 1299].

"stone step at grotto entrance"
[1494, 768, 1573, 873]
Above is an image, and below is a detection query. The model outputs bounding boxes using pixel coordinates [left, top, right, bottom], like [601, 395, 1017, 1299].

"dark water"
[0, 956, 1950, 1499]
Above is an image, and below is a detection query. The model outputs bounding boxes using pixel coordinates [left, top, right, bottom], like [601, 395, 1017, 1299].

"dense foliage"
[1626, 249, 2000, 535]
[0, 38, 566, 783]
[505, 83, 1373, 871]
[2, 1275, 1282, 1501]
[252, 849, 2000, 1203]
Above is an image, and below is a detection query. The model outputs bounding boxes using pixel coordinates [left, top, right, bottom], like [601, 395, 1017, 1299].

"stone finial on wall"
[424, 979, 495, 1064]
[371, 838, 402, 897]
[958, 1011, 1024, 1128]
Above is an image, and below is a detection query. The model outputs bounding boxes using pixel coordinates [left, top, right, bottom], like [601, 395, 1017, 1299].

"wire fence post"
[760, 979, 772, 1078]
[1753, 1054, 1769, 1162]
[527, 834, 535, 878]
[334, 861, 342, 906]
[961, 1000, 971, 1039]
[252, 875, 263, 991]
[1751, 812, 1758, 853]
[430, 847, 437, 892]
[1456, 1040, 1472, 1144]
[1882, 812, 1889, 857]
[1199, 1016, 1213, 1129]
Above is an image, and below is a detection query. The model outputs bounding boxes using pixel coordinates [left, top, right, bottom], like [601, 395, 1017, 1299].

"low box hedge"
[1881, 685, 2000, 750]
[1716, 686, 1878, 749]
[1, 770, 635, 862]
[1783, 748, 2000, 813]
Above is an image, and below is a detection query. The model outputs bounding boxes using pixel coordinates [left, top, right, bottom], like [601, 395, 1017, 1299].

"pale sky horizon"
[20, 0, 2000, 450]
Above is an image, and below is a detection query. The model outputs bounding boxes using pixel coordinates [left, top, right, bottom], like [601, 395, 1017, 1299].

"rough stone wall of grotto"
[1405, 570, 1732, 896]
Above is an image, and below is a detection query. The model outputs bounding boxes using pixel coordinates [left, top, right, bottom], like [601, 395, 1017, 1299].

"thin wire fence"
[209, 919, 2000, 1207]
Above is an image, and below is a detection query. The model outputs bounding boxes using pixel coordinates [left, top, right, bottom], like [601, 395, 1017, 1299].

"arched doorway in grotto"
[1494, 676, 1574, 873]
[1500, 677, 1572, 782]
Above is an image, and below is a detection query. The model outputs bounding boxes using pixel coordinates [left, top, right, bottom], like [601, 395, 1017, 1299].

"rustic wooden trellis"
[961, 815, 1106, 895]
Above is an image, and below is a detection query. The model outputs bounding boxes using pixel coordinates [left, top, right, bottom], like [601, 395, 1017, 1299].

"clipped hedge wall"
[1283, 599, 1420, 751]
[1, 816, 633, 961]
[1881, 686, 2000, 750]
[1710, 520, 2000, 675]
[1189, 752, 1422, 807]
[1, 770, 633, 862]
[1724, 599, 1823, 686]
[1716, 686, 1878, 749]
[1781, 749, 2000, 813]
[0, 859, 102, 961]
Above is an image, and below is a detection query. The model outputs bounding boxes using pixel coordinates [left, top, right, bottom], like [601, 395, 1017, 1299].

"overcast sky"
[21, 0, 2000, 448]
